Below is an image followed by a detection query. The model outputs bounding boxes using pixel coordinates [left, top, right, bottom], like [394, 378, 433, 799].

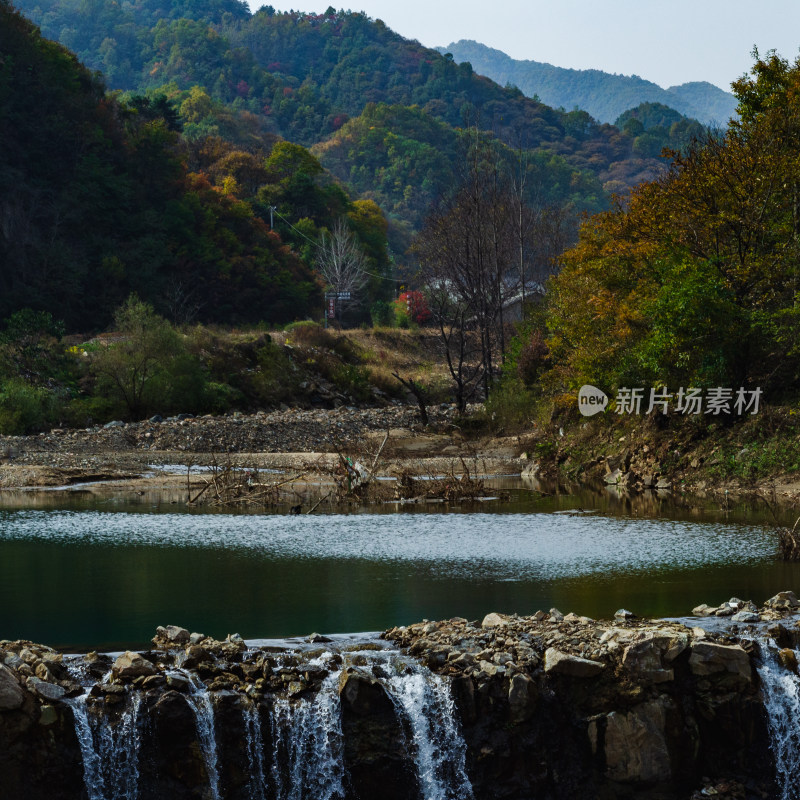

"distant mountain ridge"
[439, 40, 738, 126]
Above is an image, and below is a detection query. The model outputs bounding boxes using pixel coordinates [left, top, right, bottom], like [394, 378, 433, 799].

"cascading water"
[385, 657, 473, 800]
[756, 641, 800, 800]
[67, 692, 143, 800]
[242, 699, 267, 800]
[269, 665, 347, 800]
[184, 672, 223, 800]
[64, 643, 474, 800]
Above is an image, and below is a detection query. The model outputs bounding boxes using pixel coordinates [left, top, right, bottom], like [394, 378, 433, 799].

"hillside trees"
[542, 49, 800, 400]
[415, 131, 575, 405]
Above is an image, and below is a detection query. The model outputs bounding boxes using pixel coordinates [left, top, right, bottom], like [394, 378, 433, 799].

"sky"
[248, 1, 800, 92]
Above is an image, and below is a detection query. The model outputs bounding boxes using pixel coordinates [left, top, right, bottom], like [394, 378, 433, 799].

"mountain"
[440, 40, 738, 127]
[12, 2, 686, 207]
[0, 0, 338, 329]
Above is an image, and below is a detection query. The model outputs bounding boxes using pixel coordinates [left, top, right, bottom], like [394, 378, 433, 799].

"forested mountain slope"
[13, 0, 690, 215]
[441, 39, 738, 126]
[0, 0, 364, 329]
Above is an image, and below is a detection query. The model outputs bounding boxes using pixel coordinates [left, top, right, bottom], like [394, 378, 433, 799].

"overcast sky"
[249, 1, 800, 91]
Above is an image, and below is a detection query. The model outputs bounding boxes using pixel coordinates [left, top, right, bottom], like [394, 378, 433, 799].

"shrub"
[0, 379, 57, 434]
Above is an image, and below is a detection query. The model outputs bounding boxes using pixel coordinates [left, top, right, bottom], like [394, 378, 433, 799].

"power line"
[270, 207, 399, 283]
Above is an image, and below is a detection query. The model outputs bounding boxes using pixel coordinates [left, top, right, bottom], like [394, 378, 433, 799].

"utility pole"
[268, 206, 276, 230]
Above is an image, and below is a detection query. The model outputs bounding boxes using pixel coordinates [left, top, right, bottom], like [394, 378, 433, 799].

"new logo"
[578, 385, 609, 416]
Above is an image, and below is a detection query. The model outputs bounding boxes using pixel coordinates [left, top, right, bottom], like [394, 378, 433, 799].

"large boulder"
[604, 696, 674, 783]
[0, 664, 24, 710]
[621, 630, 688, 685]
[339, 670, 419, 800]
[507, 673, 537, 722]
[481, 612, 509, 629]
[113, 651, 157, 681]
[688, 642, 751, 682]
[765, 590, 800, 610]
[544, 648, 604, 678]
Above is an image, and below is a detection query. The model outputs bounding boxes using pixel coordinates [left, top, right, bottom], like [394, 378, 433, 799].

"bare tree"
[316, 219, 368, 323]
[415, 131, 518, 399]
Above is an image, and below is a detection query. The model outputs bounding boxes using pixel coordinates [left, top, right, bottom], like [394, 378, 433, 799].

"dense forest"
[442, 40, 739, 126]
[499, 50, 800, 418]
[0, 0, 400, 331]
[14, 0, 690, 218]
[3, 0, 760, 436]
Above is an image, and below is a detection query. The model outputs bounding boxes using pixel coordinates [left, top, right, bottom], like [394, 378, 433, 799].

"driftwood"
[779, 517, 800, 561]
[393, 457, 486, 503]
[188, 456, 307, 508]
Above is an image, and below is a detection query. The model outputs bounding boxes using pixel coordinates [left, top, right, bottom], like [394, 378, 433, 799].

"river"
[0, 481, 797, 649]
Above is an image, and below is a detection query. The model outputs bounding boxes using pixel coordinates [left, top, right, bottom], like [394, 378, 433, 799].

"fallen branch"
[306, 489, 334, 514]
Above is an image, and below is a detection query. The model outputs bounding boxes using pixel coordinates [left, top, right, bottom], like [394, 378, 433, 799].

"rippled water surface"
[1, 488, 797, 649]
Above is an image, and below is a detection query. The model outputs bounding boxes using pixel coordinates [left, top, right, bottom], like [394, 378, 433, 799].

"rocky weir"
[0, 593, 798, 800]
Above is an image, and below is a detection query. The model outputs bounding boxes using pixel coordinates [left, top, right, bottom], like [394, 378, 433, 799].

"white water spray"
[68, 692, 143, 800]
[757, 642, 800, 800]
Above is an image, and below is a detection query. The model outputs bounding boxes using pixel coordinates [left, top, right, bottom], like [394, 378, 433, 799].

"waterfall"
[268, 669, 346, 800]
[757, 642, 800, 800]
[385, 657, 474, 800]
[65, 645, 474, 800]
[242, 699, 267, 800]
[68, 692, 143, 800]
[185, 673, 222, 800]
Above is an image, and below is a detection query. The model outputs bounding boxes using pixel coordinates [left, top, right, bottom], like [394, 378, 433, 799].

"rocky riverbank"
[0, 404, 525, 493]
[1, 595, 799, 799]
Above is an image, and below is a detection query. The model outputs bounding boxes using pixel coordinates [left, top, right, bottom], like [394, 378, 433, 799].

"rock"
[477, 660, 505, 678]
[688, 642, 751, 682]
[507, 673, 536, 721]
[604, 697, 674, 783]
[26, 677, 66, 701]
[563, 612, 582, 624]
[692, 604, 716, 617]
[604, 469, 622, 485]
[531, 610, 548, 622]
[104, 420, 125, 428]
[544, 648, 605, 678]
[765, 590, 800, 610]
[621, 631, 688, 684]
[3, 653, 23, 670]
[481, 612, 509, 629]
[38, 704, 58, 726]
[714, 605, 735, 617]
[731, 611, 760, 623]
[188, 633, 205, 645]
[520, 462, 539, 478]
[164, 626, 190, 645]
[549, 608, 564, 622]
[113, 651, 157, 680]
[0, 663, 24, 710]
[778, 649, 798, 674]
[656, 478, 671, 490]
[614, 609, 636, 622]
[306, 633, 333, 643]
[605, 453, 629, 473]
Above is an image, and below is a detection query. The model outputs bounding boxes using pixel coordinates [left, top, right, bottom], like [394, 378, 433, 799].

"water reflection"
[0, 479, 797, 650]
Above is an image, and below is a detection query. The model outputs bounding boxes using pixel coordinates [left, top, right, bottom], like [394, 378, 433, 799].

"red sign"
[328, 297, 336, 318]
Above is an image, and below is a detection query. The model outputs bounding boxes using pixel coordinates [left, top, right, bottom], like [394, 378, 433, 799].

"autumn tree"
[543, 48, 800, 397]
